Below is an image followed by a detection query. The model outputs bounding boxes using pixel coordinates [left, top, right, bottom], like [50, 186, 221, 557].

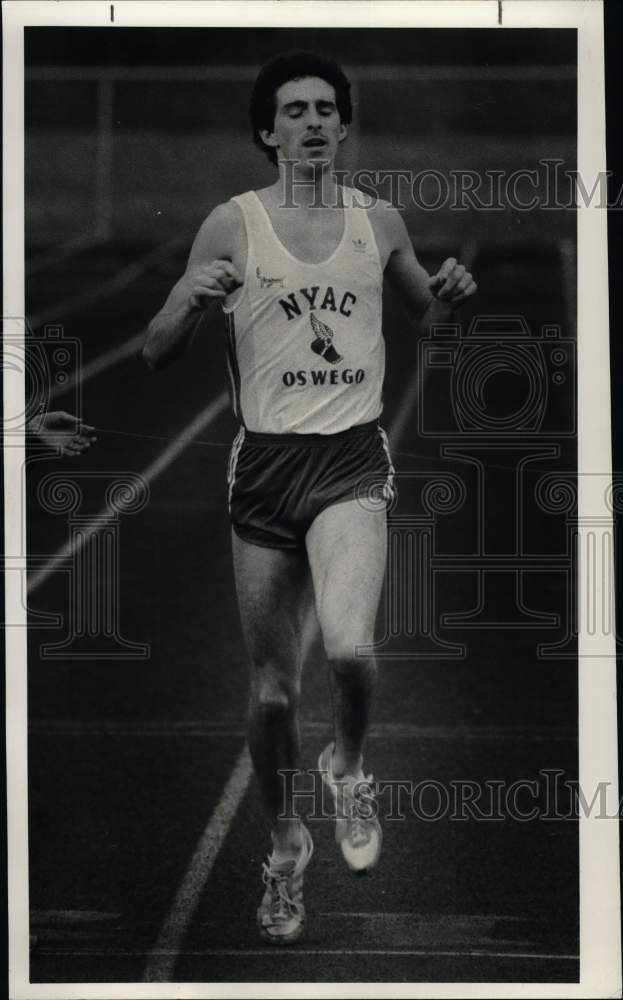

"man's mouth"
[303, 137, 327, 148]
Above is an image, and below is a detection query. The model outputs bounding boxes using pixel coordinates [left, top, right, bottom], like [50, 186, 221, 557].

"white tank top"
[222, 186, 385, 434]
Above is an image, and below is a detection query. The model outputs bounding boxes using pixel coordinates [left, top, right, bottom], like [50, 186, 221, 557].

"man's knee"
[325, 642, 376, 677]
[250, 669, 300, 722]
[321, 621, 374, 665]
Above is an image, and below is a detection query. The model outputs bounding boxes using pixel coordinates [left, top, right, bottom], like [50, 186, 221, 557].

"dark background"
[25, 27, 577, 66]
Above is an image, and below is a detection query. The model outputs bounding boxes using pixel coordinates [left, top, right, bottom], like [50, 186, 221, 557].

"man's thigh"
[305, 499, 387, 658]
[232, 530, 312, 672]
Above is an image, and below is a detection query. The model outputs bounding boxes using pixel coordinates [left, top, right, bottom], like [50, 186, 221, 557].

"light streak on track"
[27, 391, 229, 594]
[29, 235, 188, 328]
[26, 234, 104, 278]
[50, 330, 145, 401]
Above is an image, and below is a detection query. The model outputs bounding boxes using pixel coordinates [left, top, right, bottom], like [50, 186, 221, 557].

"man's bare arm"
[143, 202, 243, 370]
[378, 203, 477, 328]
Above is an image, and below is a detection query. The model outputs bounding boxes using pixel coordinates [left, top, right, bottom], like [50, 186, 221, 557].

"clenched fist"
[429, 257, 477, 308]
[184, 259, 243, 309]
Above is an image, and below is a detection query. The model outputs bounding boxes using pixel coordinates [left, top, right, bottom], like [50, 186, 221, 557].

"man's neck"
[271, 162, 342, 210]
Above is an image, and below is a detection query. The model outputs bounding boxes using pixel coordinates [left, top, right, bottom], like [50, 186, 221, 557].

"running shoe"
[318, 742, 382, 873]
[257, 823, 314, 945]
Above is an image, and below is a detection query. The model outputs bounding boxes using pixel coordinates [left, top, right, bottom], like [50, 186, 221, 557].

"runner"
[144, 49, 477, 945]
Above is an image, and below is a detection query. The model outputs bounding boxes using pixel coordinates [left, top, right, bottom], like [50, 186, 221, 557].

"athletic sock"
[270, 828, 304, 864]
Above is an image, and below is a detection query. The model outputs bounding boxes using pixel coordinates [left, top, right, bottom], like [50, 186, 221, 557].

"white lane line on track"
[27, 390, 229, 594]
[30, 235, 188, 328]
[45, 947, 581, 961]
[184, 949, 579, 961]
[318, 912, 533, 918]
[28, 720, 576, 741]
[142, 744, 253, 983]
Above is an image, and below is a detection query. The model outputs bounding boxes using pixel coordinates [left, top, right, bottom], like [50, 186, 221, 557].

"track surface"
[25, 242, 578, 984]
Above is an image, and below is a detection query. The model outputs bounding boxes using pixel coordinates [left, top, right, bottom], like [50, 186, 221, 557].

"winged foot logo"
[280, 313, 366, 387]
[310, 312, 343, 364]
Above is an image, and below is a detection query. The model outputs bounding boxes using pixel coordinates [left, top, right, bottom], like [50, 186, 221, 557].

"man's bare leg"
[232, 530, 311, 855]
[305, 498, 387, 779]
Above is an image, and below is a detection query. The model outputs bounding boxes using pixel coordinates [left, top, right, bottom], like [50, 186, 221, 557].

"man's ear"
[260, 129, 279, 150]
[338, 123, 348, 144]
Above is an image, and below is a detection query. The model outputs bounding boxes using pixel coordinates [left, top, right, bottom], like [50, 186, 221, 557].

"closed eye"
[283, 101, 337, 118]
[284, 101, 305, 117]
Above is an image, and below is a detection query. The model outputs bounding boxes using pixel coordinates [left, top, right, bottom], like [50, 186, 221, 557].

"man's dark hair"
[250, 50, 352, 166]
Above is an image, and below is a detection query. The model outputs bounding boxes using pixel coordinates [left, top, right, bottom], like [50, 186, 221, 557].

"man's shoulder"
[200, 197, 247, 239]
[205, 197, 245, 227]
[361, 195, 406, 245]
[189, 198, 246, 263]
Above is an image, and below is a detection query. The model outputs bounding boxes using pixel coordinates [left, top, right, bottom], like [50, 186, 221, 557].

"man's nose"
[306, 107, 322, 128]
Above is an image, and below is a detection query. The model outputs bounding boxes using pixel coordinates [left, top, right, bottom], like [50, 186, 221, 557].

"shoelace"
[261, 862, 300, 922]
[343, 775, 377, 846]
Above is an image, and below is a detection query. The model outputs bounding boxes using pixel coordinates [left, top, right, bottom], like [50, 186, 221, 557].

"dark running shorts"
[227, 420, 395, 550]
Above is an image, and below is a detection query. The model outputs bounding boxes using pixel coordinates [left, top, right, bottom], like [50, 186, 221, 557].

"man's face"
[261, 76, 348, 168]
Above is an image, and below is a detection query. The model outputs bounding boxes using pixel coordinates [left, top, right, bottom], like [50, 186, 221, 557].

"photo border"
[3, 2, 620, 998]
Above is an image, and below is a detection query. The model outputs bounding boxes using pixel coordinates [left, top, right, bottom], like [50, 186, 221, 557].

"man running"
[144, 50, 476, 945]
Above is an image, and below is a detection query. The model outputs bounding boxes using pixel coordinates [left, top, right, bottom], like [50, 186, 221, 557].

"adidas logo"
[352, 238, 367, 253]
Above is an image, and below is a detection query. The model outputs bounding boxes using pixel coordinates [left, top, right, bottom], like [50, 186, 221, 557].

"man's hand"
[429, 257, 477, 308]
[28, 411, 97, 456]
[184, 260, 243, 310]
